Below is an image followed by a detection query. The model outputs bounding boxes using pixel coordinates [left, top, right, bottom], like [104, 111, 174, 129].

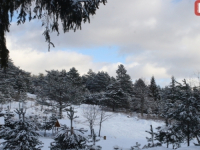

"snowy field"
[0, 93, 199, 150]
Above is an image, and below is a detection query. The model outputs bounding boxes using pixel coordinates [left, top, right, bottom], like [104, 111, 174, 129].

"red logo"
[195, 0, 200, 16]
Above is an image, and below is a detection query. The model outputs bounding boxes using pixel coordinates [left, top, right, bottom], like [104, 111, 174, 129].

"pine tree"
[50, 125, 87, 150]
[149, 76, 160, 102]
[116, 64, 133, 95]
[92, 71, 110, 92]
[155, 125, 182, 149]
[65, 106, 79, 135]
[133, 78, 149, 117]
[148, 76, 160, 114]
[50, 108, 87, 150]
[104, 78, 129, 111]
[67, 67, 83, 87]
[12, 70, 29, 109]
[0, 109, 43, 150]
[165, 80, 200, 146]
[66, 68, 87, 104]
[167, 76, 181, 104]
[45, 70, 69, 119]
[84, 69, 97, 93]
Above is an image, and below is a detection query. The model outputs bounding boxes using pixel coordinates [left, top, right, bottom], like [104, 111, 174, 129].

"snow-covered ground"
[0, 93, 199, 150]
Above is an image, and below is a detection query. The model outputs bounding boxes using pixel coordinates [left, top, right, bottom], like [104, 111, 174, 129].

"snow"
[145, 147, 171, 150]
[178, 146, 200, 150]
[57, 119, 71, 127]
[0, 94, 199, 150]
[27, 93, 37, 99]
[0, 117, 4, 125]
[147, 146, 200, 150]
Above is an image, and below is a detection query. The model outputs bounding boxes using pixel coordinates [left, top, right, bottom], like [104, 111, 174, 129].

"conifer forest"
[0, 60, 200, 150]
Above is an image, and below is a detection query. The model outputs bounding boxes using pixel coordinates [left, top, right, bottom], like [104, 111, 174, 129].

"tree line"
[1, 59, 200, 148]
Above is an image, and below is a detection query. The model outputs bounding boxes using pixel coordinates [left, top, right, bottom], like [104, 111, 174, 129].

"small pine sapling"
[87, 129, 101, 150]
[0, 109, 43, 150]
[130, 142, 141, 150]
[146, 125, 155, 147]
[50, 125, 87, 150]
[145, 125, 161, 148]
[65, 106, 79, 135]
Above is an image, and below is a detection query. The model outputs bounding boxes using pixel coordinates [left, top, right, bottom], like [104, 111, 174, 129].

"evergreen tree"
[116, 64, 133, 95]
[65, 106, 79, 135]
[148, 76, 160, 114]
[50, 108, 87, 150]
[66, 68, 87, 104]
[83, 92, 106, 105]
[155, 125, 182, 149]
[84, 69, 97, 93]
[92, 71, 110, 93]
[50, 125, 87, 150]
[12, 70, 29, 109]
[67, 67, 82, 87]
[45, 70, 69, 119]
[149, 76, 160, 103]
[167, 76, 181, 104]
[133, 78, 149, 116]
[104, 78, 129, 111]
[165, 80, 200, 146]
[0, 109, 43, 150]
[0, 59, 27, 108]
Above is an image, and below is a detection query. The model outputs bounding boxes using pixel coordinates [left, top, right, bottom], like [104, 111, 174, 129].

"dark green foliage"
[0, 0, 107, 68]
[0, 59, 31, 108]
[155, 126, 181, 149]
[149, 76, 160, 102]
[83, 69, 96, 92]
[92, 71, 110, 93]
[50, 125, 87, 150]
[83, 92, 105, 105]
[0, 109, 43, 150]
[161, 79, 200, 147]
[0, 119, 43, 150]
[104, 79, 129, 111]
[132, 78, 148, 116]
[84, 70, 110, 93]
[167, 76, 181, 104]
[116, 64, 133, 95]
[148, 76, 161, 114]
[67, 67, 83, 87]
[145, 125, 162, 148]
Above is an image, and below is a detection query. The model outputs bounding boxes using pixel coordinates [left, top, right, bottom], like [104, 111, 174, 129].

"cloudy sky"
[6, 0, 200, 86]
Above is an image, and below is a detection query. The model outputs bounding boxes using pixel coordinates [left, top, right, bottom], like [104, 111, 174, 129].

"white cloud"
[6, 0, 200, 86]
[9, 49, 95, 75]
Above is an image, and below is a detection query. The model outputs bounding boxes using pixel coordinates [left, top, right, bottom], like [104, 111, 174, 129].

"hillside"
[0, 93, 198, 150]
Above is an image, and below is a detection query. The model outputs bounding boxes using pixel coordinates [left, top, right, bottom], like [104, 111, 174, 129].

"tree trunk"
[141, 97, 144, 117]
[112, 100, 115, 112]
[187, 122, 190, 146]
[41, 105, 43, 111]
[196, 135, 200, 144]
[71, 119, 73, 135]
[59, 101, 62, 119]
[90, 122, 93, 136]
[99, 121, 102, 137]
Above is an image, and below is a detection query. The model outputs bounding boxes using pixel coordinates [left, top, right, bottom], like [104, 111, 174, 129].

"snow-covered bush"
[50, 125, 87, 150]
[0, 119, 43, 150]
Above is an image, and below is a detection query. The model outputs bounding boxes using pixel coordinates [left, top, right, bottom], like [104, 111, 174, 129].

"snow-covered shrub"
[0, 119, 43, 150]
[50, 125, 87, 150]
